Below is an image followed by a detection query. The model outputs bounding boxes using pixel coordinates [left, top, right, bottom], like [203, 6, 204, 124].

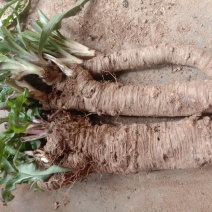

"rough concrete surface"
[1, 0, 212, 211]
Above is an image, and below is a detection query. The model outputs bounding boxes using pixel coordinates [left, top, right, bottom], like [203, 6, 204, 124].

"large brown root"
[42, 65, 212, 117]
[40, 112, 212, 190]
[83, 44, 212, 76]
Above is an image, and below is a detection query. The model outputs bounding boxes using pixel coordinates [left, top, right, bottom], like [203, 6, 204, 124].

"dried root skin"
[46, 113, 212, 175]
[43, 66, 212, 117]
[37, 173, 70, 191]
[37, 161, 93, 191]
[84, 44, 212, 76]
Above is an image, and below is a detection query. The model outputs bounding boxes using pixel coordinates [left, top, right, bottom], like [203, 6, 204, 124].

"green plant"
[0, 0, 31, 27]
[0, 0, 91, 205]
[1, 0, 212, 204]
[0, 87, 70, 204]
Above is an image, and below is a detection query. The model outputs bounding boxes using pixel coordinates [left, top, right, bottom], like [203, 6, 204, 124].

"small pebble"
[123, 0, 129, 8]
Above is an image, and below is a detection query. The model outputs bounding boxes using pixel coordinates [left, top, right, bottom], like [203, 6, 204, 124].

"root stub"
[84, 44, 212, 76]
[41, 113, 212, 190]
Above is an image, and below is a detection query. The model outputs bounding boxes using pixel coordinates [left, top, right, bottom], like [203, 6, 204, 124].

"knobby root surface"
[42, 65, 212, 117]
[84, 44, 212, 76]
[39, 112, 212, 190]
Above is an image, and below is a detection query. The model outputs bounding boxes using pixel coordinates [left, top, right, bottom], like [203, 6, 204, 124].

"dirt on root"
[27, 0, 212, 123]
[1, 0, 212, 211]
[28, 1, 212, 211]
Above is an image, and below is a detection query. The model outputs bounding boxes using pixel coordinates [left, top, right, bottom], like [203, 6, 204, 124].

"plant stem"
[21, 133, 47, 142]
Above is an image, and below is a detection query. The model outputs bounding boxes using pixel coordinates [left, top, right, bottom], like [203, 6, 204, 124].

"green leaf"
[1, 156, 16, 173]
[0, 71, 11, 82]
[38, 0, 89, 56]
[0, 132, 15, 142]
[1, 187, 15, 205]
[0, 24, 45, 65]
[1, 173, 30, 205]
[30, 21, 42, 33]
[7, 90, 30, 133]
[21, 30, 40, 42]
[0, 86, 13, 101]
[30, 107, 41, 118]
[0, 0, 18, 18]
[0, 0, 31, 28]
[13, 9, 28, 50]
[0, 173, 14, 186]
[17, 0, 31, 19]
[0, 131, 15, 164]
[5, 146, 28, 159]
[17, 163, 70, 179]
[38, 9, 49, 25]
[0, 138, 5, 164]
[0, 25, 25, 54]
[0, 53, 11, 62]
[30, 140, 41, 150]
[1, 163, 70, 204]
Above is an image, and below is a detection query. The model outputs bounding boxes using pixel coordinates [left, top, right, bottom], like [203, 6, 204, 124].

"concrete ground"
[2, 168, 212, 212]
[1, 0, 212, 211]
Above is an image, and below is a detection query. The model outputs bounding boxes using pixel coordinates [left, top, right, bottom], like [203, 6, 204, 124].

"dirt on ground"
[1, 0, 212, 211]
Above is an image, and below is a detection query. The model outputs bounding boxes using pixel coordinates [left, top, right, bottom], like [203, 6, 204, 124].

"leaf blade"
[38, 0, 89, 56]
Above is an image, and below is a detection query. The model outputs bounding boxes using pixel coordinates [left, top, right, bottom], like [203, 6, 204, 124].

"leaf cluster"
[0, 0, 31, 28]
[0, 88, 70, 205]
[0, 89, 37, 204]
[0, 0, 92, 205]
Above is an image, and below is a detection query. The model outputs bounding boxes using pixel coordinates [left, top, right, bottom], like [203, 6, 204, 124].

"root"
[83, 44, 212, 76]
[37, 172, 72, 191]
[42, 65, 212, 117]
[42, 112, 212, 190]
[37, 156, 94, 191]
